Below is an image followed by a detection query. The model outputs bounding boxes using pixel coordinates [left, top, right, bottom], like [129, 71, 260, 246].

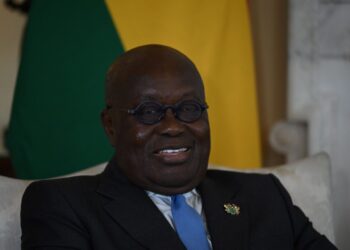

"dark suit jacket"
[21, 160, 337, 250]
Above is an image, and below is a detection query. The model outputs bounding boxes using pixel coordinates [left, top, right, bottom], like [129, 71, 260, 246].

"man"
[21, 44, 337, 249]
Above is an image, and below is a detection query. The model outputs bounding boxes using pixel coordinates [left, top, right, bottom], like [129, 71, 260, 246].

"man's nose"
[158, 108, 185, 136]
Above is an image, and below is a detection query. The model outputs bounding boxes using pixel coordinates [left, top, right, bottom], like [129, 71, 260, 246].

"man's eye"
[181, 104, 199, 112]
[143, 109, 157, 115]
[139, 105, 160, 115]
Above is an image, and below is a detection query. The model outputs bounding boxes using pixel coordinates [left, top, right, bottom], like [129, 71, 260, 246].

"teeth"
[160, 148, 188, 154]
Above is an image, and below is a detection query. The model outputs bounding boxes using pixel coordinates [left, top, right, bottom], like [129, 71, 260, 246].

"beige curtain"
[250, 0, 288, 166]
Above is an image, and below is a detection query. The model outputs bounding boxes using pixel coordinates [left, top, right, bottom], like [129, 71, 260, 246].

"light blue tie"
[171, 195, 210, 250]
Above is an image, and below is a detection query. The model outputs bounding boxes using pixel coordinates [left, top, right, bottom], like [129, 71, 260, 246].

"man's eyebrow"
[138, 93, 202, 102]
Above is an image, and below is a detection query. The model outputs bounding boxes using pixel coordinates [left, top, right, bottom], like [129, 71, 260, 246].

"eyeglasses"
[120, 100, 208, 125]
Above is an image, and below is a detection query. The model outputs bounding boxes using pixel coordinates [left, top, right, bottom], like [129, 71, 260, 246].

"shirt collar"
[146, 189, 199, 200]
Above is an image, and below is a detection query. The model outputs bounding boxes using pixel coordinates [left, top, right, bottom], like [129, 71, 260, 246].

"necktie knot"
[171, 194, 186, 209]
[171, 194, 210, 250]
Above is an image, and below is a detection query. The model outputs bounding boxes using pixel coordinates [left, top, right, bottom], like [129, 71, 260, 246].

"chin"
[148, 184, 197, 196]
[146, 169, 206, 195]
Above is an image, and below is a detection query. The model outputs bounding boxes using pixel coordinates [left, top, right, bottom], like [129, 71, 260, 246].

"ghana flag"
[7, 0, 261, 179]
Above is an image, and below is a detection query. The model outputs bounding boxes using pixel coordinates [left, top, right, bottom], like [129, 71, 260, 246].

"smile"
[154, 146, 192, 164]
[158, 147, 189, 154]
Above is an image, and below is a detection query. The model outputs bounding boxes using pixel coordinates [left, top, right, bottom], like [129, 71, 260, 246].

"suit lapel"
[198, 171, 250, 250]
[96, 162, 185, 250]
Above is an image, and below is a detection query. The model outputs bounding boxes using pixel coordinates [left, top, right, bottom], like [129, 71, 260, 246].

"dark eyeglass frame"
[108, 100, 208, 125]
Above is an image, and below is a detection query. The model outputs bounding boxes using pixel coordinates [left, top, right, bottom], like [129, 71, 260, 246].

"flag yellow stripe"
[105, 0, 261, 168]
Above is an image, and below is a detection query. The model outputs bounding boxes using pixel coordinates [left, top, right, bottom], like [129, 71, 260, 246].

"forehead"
[109, 53, 205, 105]
[125, 70, 204, 103]
[106, 46, 206, 107]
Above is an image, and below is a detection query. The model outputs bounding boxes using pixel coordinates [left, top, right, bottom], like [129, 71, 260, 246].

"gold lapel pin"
[224, 203, 240, 215]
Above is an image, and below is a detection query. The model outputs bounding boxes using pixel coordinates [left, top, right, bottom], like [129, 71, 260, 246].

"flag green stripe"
[7, 0, 124, 179]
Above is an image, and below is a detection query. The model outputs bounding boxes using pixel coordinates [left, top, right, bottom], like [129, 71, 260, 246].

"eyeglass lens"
[132, 101, 206, 125]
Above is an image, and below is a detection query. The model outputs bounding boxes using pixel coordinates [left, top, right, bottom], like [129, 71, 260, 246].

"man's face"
[102, 52, 210, 195]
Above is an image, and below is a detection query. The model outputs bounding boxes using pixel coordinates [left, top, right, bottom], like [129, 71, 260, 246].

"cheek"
[190, 119, 211, 164]
[134, 124, 154, 146]
[115, 122, 155, 171]
[190, 119, 211, 145]
[118, 122, 155, 160]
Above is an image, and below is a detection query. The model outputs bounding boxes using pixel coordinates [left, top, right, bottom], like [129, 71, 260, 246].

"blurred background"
[0, 0, 349, 248]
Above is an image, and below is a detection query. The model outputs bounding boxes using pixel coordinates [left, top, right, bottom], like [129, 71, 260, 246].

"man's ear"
[101, 108, 116, 146]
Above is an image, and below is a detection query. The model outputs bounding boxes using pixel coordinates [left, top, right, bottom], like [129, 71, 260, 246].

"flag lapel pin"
[224, 203, 240, 215]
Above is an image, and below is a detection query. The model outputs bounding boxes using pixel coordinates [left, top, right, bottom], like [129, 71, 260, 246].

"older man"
[21, 45, 336, 249]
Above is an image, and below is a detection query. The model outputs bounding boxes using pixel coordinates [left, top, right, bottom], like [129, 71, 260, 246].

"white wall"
[288, 0, 350, 248]
[0, 4, 26, 156]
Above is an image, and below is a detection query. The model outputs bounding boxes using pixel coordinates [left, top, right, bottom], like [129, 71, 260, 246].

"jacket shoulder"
[22, 174, 103, 219]
[21, 175, 103, 249]
[24, 174, 101, 196]
[206, 168, 274, 189]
